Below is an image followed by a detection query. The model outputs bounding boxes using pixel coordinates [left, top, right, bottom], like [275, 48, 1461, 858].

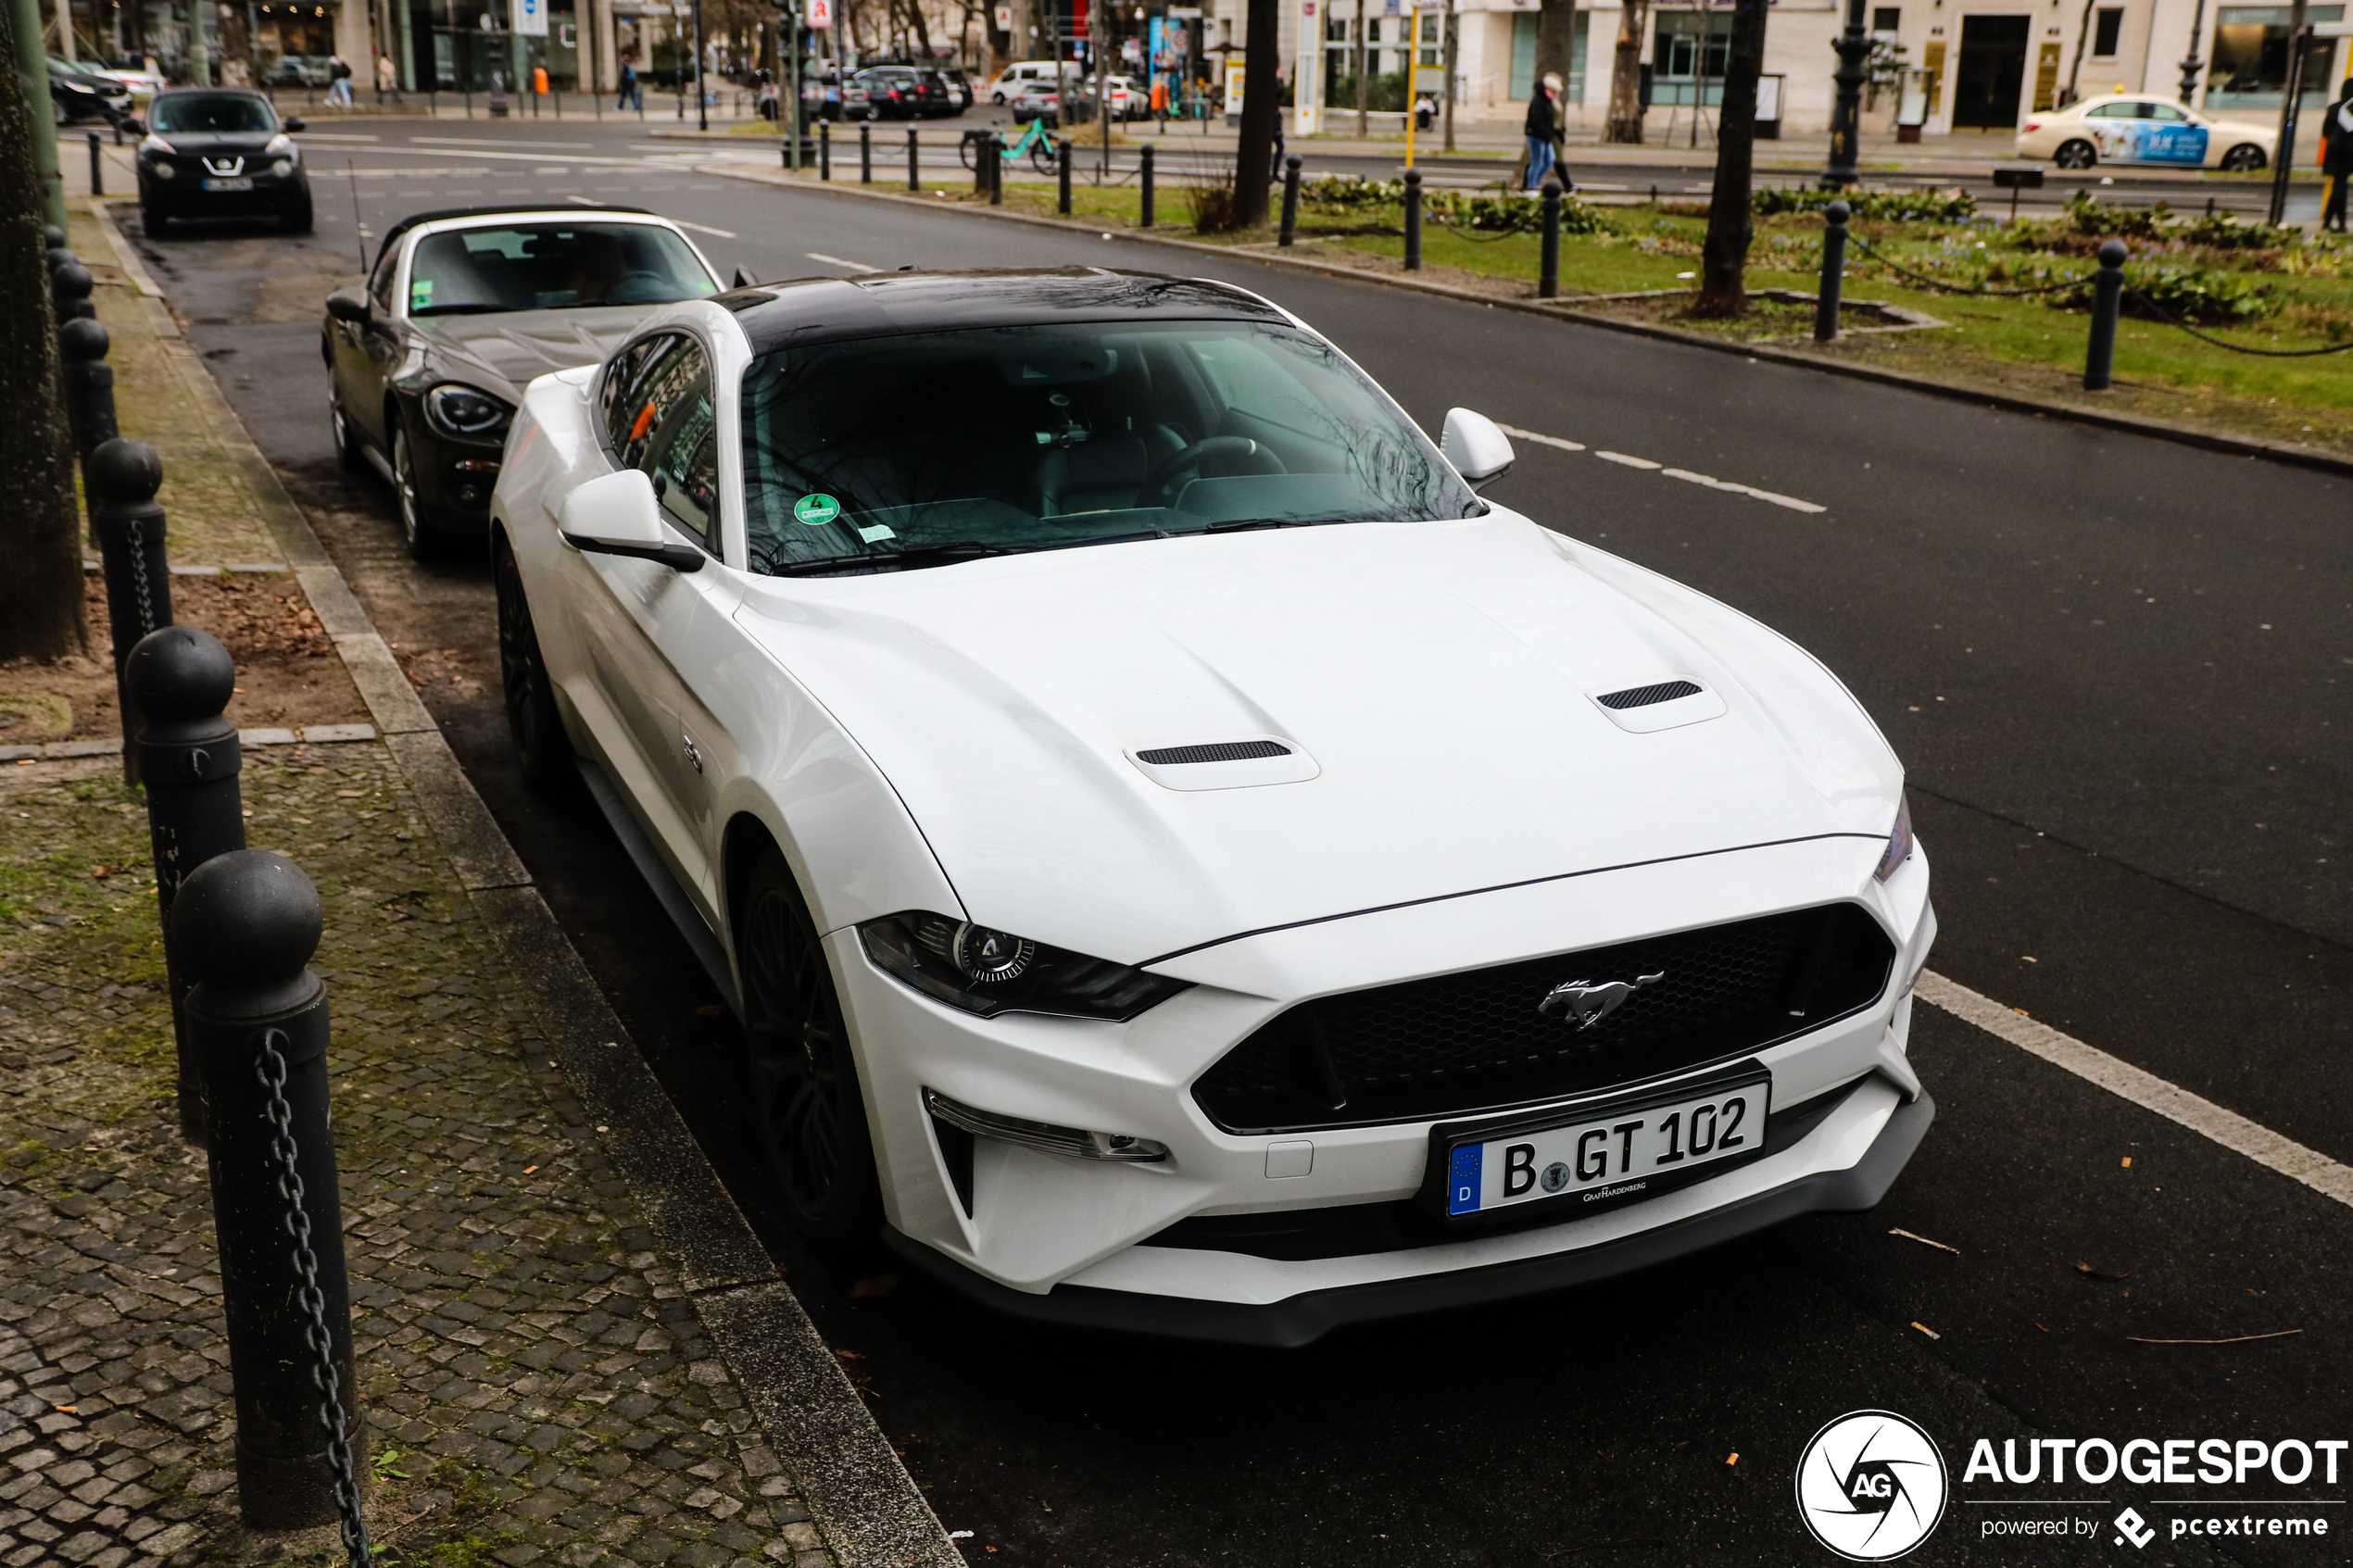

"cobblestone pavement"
[0, 746, 837, 1568]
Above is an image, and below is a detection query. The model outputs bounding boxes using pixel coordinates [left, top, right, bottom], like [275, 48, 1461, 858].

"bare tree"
[1232, 0, 1278, 225]
[1693, 0, 1767, 313]
[1604, 0, 1649, 143]
[0, 0, 87, 663]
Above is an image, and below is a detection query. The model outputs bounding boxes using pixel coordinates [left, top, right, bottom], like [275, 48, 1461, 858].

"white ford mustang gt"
[490, 268, 1936, 1346]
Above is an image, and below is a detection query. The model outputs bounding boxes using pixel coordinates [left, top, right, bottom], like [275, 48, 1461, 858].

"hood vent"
[1138, 739, 1293, 765]
[1599, 680, 1703, 710]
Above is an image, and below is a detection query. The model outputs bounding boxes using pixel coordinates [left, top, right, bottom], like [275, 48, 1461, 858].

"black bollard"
[1814, 200, 1850, 343]
[88, 130, 104, 195]
[2083, 238, 2128, 391]
[90, 439, 176, 786]
[859, 120, 872, 183]
[1278, 154, 1302, 247]
[1403, 169, 1423, 271]
[58, 316, 120, 462]
[1539, 177, 1563, 299]
[1058, 137, 1072, 215]
[908, 127, 919, 192]
[988, 134, 1004, 205]
[820, 119, 831, 180]
[1139, 142, 1154, 228]
[53, 260, 97, 322]
[44, 222, 67, 250]
[129, 625, 245, 1147]
[175, 851, 368, 1547]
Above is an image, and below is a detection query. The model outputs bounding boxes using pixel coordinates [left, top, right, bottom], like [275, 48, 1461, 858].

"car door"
[2082, 101, 2144, 162]
[333, 242, 404, 452]
[2138, 100, 2210, 166]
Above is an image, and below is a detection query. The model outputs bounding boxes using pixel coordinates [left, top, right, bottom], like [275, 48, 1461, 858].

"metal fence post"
[1278, 154, 1302, 246]
[58, 316, 120, 462]
[1058, 137, 1073, 215]
[989, 134, 1004, 204]
[907, 127, 919, 191]
[89, 439, 175, 788]
[128, 624, 245, 1148]
[88, 131, 104, 196]
[820, 119, 831, 180]
[1139, 142, 1154, 227]
[1814, 199, 1850, 343]
[860, 120, 872, 182]
[1539, 177, 1562, 299]
[1403, 169, 1422, 270]
[174, 849, 367, 1542]
[2083, 238, 2127, 391]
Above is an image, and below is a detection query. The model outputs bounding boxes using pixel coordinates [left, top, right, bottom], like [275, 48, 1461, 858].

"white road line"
[567, 194, 606, 206]
[669, 217, 737, 237]
[805, 251, 880, 272]
[535, 166, 572, 174]
[296, 132, 381, 143]
[1498, 423, 1830, 513]
[1593, 450, 1661, 470]
[1917, 971, 2353, 1212]
[413, 135, 598, 149]
[1496, 422, 1585, 452]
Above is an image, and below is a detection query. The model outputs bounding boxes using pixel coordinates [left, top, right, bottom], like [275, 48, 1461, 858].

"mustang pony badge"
[1539, 971, 1666, 1030]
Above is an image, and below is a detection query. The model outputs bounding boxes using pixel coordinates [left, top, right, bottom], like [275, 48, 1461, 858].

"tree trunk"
[1693, 0, 1765, 313]
[1534, 0, 1576, 113]
[1604, 0, 1648, 143]
[0, 0, 88, 662]
[1233, 0, 1278, 225]
[2063, 0, 2095, 102]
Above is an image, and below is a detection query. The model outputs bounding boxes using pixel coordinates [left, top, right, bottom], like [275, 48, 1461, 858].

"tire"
[1031, 139, 1058, 176]
[329, 388, 369, 474]
[958, 135, 979, 171]
[493, 534, 575, 795]
[283, 194, 314, 232]
[391, 420, 444, 560]
[2054, 138, 2096, 170]
[2220, 143, 2266, 172]
[738, 851, 882, 1254]
[141, 201, 169, 235]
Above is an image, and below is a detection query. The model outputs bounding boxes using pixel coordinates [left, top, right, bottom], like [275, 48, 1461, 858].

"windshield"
[150, 93, 278, 132]
[738, 319, 1477, 575]
[406, 223, 715, 316]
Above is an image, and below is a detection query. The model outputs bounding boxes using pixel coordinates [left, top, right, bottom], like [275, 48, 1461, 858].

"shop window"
[2209, 5, 2344, 105]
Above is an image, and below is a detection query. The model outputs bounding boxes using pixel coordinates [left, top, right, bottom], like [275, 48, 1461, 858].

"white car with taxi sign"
[2016, 92, 2276, 170]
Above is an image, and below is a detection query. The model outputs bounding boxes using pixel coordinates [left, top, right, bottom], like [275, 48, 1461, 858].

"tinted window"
[369, 245, 399, 314]
[601, 333, 674, 451]
[738, 320, 1476, 576]
[406, 223, 715, 316]
[150, 93, 278, 132]
[621, 337, 720, 550]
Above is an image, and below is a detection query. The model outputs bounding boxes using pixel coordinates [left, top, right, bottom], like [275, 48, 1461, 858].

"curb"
[85, 199, 962, 1568]
[700, 167, 2353, 483]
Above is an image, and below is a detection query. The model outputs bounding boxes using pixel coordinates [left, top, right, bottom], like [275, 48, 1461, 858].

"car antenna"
[897, 263, 916, 270]
[345, 157, 367, 273]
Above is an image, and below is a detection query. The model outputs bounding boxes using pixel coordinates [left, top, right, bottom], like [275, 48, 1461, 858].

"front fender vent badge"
[1586, 676, 1726, 734]
[1126, 735, 1320, 792]
[1598, 680, 1704, 710]
[1137, 739, 1293, 765]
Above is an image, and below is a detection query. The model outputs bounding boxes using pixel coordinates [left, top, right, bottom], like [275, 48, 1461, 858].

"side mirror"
[283, 116, 306, 132]
[1441, 408, 1516, 491]
[559, 468, 705, 572]
[324, 286, 369, 323]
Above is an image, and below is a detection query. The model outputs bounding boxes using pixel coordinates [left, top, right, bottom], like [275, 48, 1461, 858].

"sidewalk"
[0, 197, 947, 1567]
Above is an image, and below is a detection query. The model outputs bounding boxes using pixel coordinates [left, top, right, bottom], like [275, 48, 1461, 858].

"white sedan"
[490, 268, 1937, 1345]
[2017, 93, 2275, 171]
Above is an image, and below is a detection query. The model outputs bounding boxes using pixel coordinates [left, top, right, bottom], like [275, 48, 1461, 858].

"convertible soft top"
[718, 267, 1289, 356]
[372, 204, 657, 270]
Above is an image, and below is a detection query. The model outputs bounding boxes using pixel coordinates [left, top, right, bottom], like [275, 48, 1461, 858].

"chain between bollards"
[1815, 200, 1851, 343]
[1539, 178, 1563, 299]
[1403, 169, 1423, 271]
[1139, 143, 1154, 227]
[1058, 137, 1073, 215]
[2082, 238, 2128, 391]
[1278, 155, 1302, 247]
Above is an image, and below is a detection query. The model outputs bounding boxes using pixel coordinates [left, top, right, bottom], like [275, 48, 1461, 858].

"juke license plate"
[1439, 1073, 1770, 1218]
[202, 176, 253, 190]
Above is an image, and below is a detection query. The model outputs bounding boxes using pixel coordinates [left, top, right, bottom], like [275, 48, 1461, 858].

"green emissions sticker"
[409, 279, 434, 310]
[793, 493, 841, 527]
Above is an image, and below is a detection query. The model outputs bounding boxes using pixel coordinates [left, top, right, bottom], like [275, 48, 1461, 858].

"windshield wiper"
[1202, 516, 1355, 533]
[769, 542, 1010, 576]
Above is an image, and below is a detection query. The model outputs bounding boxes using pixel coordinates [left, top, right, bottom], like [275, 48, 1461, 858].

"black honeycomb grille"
[1191, 903, 1896, 1133]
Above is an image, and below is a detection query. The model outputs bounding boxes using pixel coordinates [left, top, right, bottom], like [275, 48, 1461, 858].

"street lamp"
[2177, 0, 2209, 103]
[1818, 0, 1869, 188]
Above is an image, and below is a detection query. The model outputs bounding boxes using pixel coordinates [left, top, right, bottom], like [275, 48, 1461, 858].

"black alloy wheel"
[2054, 138, 2096, 169]
[493, 536, 575, 795]
[740, 851, 882, 1254]
[2220, 143, 2266, 172]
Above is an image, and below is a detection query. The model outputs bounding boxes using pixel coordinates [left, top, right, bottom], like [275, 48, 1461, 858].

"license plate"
[1432, 1069, 1771, 1220]
[202, 176, 253, 191]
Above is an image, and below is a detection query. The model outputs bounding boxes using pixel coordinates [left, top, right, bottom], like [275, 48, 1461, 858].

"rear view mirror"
[560, 468, 704, 571]
[1441, 408, 1516, 491]
[324, 286, 368, 323]
[283, 116, 306, 132]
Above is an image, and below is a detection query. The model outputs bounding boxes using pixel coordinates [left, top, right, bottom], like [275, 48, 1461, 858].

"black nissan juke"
[136, 88, 311, 233]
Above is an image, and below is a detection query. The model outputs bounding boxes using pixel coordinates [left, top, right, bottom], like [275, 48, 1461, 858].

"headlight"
[271, 158, 295, 177]
[1873, 792, 1915, 883]
[141, 132, 175, 155]
[150, 161, 177, 179]
[859, 911, 1190, 1021]
[264, 132, 296, 158]
[422, 384, 512, 439]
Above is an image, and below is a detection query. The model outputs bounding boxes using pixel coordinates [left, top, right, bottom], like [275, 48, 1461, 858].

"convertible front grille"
[1190, 903, 1896, 1134]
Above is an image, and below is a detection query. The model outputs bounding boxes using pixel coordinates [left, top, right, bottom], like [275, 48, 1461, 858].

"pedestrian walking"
[324, 55, 354, 106]
[1523, 71, 1561, 189]
[2323, 80, 2353, 234]
[374, 53, 398, 103]
[618, 55, 643, 112]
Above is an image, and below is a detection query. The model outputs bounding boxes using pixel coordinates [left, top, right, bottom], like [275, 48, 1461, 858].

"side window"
[627, 336, 721, 552]
[369, 245, 399, 314]
[600, 333, 668, 454]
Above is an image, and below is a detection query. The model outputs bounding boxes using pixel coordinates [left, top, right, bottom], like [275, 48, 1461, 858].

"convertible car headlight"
[1873, 792, 1915, 883]
[422, 384, 512, 440]
[859, 910, 1189, 1021]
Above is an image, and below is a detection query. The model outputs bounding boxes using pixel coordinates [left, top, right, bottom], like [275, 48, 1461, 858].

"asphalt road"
[123, 127, 2353, 1566]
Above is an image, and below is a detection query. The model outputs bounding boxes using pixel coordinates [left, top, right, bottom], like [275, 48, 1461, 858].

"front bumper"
[140, 163, 308, 212]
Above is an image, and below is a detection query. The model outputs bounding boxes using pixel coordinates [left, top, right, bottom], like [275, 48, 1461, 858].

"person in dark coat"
[1524, 72, 1561, 189]
[2323, 81, 2353, 234]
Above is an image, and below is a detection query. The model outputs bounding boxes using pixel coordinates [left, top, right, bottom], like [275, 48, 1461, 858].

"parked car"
[136, 89, 310, 232]
[486, 266, 1936, 1345]
[89, 56, 168, 104]
[762, 66, 844, 121]
[984, 59, 1062, 104]
[48, 56, 133, 124]
[320, 206, 722, 558]
[2017, 93, 2274, 171]
[912, 68, 965, 118]
[1010, 81, 1088, 125]
[843, 65, 948, 119]
[1091, 73, 1145, 120]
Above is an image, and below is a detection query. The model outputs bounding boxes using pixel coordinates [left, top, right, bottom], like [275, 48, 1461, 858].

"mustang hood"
[736, 513, 1902, 966]
[414, 309, 653, 401]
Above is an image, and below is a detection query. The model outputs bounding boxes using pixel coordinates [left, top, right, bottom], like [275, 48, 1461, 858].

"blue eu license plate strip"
[1446, 1144, 1483, 1216]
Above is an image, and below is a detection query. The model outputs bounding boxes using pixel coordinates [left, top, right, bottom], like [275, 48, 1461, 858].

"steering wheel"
[601, 270, 673, 305]
[1140, 435, 1280, 507]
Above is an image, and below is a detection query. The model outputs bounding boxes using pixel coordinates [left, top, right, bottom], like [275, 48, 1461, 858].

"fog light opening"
[922, 1088, 1168, 1163]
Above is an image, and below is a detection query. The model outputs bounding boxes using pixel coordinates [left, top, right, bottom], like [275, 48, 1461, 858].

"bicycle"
[959, 117, 1062, 176]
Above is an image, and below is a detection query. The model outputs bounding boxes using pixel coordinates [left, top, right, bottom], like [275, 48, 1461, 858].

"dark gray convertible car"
[321, 206, 722, 557]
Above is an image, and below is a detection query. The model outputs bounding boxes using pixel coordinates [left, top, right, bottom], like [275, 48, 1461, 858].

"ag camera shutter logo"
[1795, 1410, 1949, 1561]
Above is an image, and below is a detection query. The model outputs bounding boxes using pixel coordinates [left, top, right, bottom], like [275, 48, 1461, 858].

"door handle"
[682, 734, 703, 774]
